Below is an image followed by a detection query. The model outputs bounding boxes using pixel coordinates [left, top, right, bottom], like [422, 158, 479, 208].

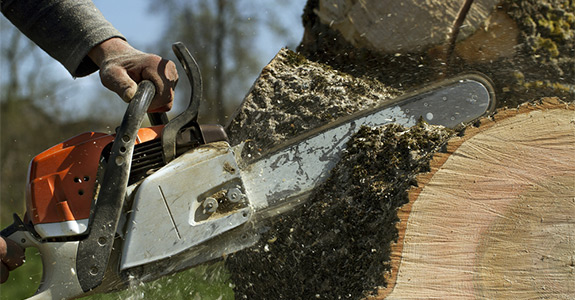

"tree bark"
[311, 0, 500, 54]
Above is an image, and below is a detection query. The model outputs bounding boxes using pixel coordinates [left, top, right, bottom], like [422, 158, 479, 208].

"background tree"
[155, 0, 292, 124]
[1, 20, 63, 222]
[0, 21, 116, 299]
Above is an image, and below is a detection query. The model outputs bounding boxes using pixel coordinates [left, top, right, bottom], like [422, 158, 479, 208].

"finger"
[0, 237, 6, 284]
[3, 238, 25, 271]
[100, 65, 139, 102]
[141, 72, 168, 112]
[1, 262, 8, 284]
[0, 237, 7, 260]
[142, 58, 178, 112]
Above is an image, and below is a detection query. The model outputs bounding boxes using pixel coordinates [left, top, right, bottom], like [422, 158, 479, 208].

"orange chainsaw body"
[26, 126, 163, 238]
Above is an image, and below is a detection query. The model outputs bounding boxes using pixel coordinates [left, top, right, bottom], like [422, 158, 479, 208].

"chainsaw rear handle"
[0, 80, 156, 300]
[1, 223, 84, 300]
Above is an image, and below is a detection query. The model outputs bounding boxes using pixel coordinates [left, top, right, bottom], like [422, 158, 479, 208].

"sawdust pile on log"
[226, 121, 453, 299]
[226, 49, 401, 159]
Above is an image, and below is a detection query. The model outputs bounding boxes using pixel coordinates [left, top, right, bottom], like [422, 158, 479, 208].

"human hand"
[0, 237, 25, 284]
[88, 38, 179, 112]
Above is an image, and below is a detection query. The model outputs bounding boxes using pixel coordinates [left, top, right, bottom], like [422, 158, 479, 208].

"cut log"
[379, 98, 575, 299]
[225, 1, 574, 297]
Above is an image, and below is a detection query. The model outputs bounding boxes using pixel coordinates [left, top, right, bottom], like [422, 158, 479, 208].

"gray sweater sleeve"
[1, 0, 125, 77]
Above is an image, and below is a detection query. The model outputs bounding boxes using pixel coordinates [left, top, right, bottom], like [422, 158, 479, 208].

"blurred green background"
[0, 252, 234, 300]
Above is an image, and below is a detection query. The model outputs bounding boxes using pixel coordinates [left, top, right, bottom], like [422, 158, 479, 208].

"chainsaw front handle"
[76, 80, 155, 292]
[0, 80, 156, 300]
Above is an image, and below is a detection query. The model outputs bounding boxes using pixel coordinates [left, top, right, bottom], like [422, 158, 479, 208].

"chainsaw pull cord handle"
[75, 80, 155, 292]
[161, 42, 204, 164]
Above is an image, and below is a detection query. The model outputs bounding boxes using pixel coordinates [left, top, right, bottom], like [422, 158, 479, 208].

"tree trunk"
[311, 0, 500, 54]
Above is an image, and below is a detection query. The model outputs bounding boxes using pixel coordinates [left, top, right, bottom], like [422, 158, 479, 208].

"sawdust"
[223, 46, 413, 299]
[226, 121, 453, 299]
[226, 49, 401, 159]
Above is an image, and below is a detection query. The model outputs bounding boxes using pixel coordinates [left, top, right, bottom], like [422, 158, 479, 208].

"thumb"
[99, 65, 138, 103]
[121, 84, 137, 102]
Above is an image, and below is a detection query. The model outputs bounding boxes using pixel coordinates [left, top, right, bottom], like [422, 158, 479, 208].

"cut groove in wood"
[378, 98, 575, 299]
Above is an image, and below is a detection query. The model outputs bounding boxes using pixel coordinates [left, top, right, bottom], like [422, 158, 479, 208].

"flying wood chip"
[379, 98, 575, 299]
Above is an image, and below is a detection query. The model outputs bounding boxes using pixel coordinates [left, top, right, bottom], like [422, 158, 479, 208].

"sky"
[93, 0, 170, 49]
[1, 0, 307, 120]
[94, 0, 306, 58]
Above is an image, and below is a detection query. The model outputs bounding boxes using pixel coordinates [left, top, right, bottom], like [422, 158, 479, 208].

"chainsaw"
[1, 42, 495, 299]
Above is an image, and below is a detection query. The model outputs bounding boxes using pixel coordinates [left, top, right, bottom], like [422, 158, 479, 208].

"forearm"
[1, 0, 124, 77]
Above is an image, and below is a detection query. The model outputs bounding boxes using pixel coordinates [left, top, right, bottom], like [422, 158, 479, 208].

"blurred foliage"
[85, 261, 234, 300]
[0, 19, 115, 300]
[0, 21, 112, 224]
[153, 0, 293, 124]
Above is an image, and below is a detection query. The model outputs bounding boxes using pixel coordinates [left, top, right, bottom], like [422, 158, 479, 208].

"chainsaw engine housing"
[26, 127, 163, 239]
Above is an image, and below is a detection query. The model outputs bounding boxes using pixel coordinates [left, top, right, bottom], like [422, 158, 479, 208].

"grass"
[0, 248, 234, 300]
[0, 248, 43, 300]
[87, 261, 234, 300]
